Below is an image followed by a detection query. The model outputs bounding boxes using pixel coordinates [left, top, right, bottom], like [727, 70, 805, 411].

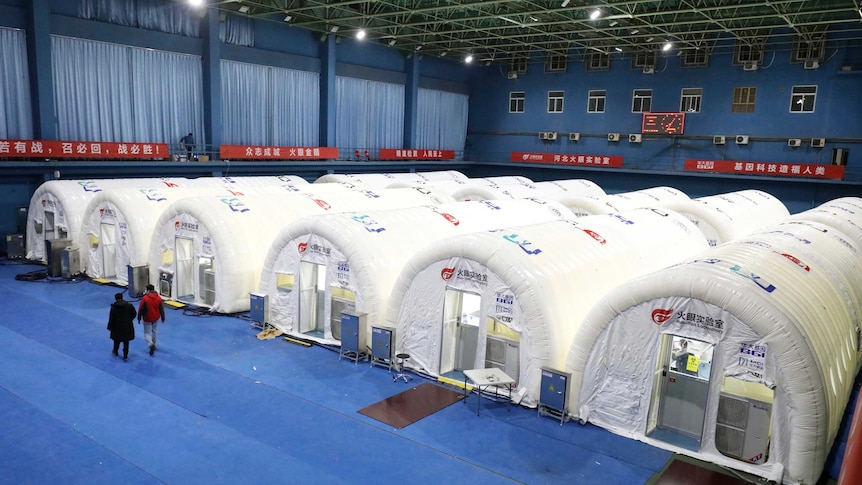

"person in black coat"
[107, 292, 136, 361]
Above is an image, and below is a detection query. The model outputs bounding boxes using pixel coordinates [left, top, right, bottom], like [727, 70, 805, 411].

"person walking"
[180, 132, 195, 160]
[137, 284, 165, 356]
[107, 292, 136, 361]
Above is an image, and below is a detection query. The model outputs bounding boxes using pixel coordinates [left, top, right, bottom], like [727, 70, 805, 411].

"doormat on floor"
[648, 455, 752, 485]
[357, 382, 465, 429]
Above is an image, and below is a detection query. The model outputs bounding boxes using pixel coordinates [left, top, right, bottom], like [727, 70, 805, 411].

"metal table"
[463, 368, 516, 416]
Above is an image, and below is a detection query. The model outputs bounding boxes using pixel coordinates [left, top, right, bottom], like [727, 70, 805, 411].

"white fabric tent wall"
[386, 208, 708, 406]
[26, 178, 190, 263]
[566, 220, 862, 485]
[450, 179, 605, 202]
[258, 198, 575, 346]
[313, 170, 466, 187]
[149, 188, 455, 313]
[663, 190, 790, 246]
[562, 186, 689, 217]
[185, 175, 310, 190]
[790, 198, 862, 247]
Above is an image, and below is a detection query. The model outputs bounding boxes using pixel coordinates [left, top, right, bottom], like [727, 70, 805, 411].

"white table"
[463, 368, 516, 416]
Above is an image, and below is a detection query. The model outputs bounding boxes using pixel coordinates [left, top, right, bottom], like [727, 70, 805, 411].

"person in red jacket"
[137, 284, 165, 356]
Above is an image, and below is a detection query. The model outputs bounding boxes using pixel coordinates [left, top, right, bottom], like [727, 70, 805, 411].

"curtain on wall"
[219, 13, 254, 47]
[52, 36, 203, 143]
[221, 60, 319, 146]
[80, 0, 199, 37]
[0, 27, 33, 139]
[416, 88, 468, 155]
[335, 76, 404, 151]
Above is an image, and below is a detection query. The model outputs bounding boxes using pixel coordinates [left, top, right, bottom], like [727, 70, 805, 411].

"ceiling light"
[465, 54, 474, 63]
[630, 29, 639, 34]
[609, 21, 618, 27]
[330, 26, 339, 33]
[485, 61, 491, 66]
[589, 10, 601, 20]
[530, 16, 539, 22]
[188, 0, 204, 7]
[283, 15, 292, 23]
[356, 29, 366, 40]
[561, 0, 570, 7]
[238, 5, 250, 13]
[440, 51, 448, 56]
[614, 47, 623, 52]
[645, 37, 654, 42]
[388, 39, 396, 46]
[663, 42, 672, 51]
[415, 45, 422, 51]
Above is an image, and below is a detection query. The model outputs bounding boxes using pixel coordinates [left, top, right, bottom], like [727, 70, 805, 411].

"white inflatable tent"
[566, 219, 862, 485]
[664, 190, 790, 246]
[148, 187, 454, 313]
[258, 198, 576, 346]
[313, 170, 466, 187]
[790, 198, 862, 246]
[386, 208, 709, 406]
[26, 178, 190, 263]
[450, 179, 605, 203]
[186, 175, 310, 190]
[563, 186, 689, 217]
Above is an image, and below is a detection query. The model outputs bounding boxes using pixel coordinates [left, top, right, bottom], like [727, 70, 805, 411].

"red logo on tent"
[583, 229, 606, 245]
[228, 189, 244, 196]
[440, 212, 459, 226]
[41, 199, 46, 207]
[651, 308, 674, 324]
[298, 242, 308, 253]
[99, 208, 104, 216]
[441, 267, 454, 280]
[162, 181, 179, 188]
[313, 199, 331, 210]
[174, 221, 180, 230]
[780, 252, 810, 272]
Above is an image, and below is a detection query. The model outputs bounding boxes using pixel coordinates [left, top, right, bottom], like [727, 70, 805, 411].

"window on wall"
[509, 91, 525, 113]
[631, 50, 657, 70]
[733, 37, 765, 65]
[732, 86, 757, 113]
[545, 53, 567, 72]
[587, 52, 610, 71]
[791, 30, 826, 62]
[790, 85, 817, 113]
[588, 90, 606, 113]
[510, 55, 528, 74]
[547, 91, 564, 113]
[680, 88, 703, 113]
[632, 89, 652, 113]
[681, 48, 709, 68]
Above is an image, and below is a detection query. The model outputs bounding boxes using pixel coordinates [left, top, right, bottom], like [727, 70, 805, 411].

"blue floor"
[0, 259, 852, 484]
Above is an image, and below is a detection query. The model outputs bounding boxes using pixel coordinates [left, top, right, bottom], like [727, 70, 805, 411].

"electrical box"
[339, 312, 367, 364]
[370, 325, 395, 370]
[159, 271, 173, 298]
[5, 234, 24, 258]
[538, 367, 571, 425]
[127, 265, 149, 298]
[46, 238, 72, 277]
[61, 246, 81, 279]
[250, 292, 269, 327]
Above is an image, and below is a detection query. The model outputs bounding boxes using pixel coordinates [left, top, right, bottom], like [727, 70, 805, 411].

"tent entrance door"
[175, 237, 195, 303]
[44, 211, 56, 242]
[100, 222, 117, 279]
[298, 262, 327, 336]
[440, 289, 481, 374]
[647, 335, 714, 449]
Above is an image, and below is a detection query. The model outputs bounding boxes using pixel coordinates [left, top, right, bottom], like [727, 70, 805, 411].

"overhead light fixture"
[415, 45, 422, 51]
[614, 47, 623, 52]
[485, 61, 491, 66]
[630, 29, 639, 34]
[530, 16, 539, 22]
[465, 54, 473, 63]
[330, 26, 339, 33]
[388, 39, 396, 46]
[188, 0, 204, 7]
[283, 15, 292, 23]
[609, 21, 618, 27]
[238, 5, 250, 13]
[590, 10, 601, 20]
[561, 0, 570, 7]
[645, 37, 654, 42]
[663, 42, 672, 51]
[356, 29, 366, 40]
[440, 51, 448, 56]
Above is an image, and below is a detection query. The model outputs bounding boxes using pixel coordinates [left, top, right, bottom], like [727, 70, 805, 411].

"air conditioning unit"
[811, 138, 826, 148]
[507, 71, 518, 79]
[787, 138, 802, 147]
[629, 133, 642, 143]
[539, 132, 549, 140]
[742, 61, 758, 71]
[803, 60, 819, 70]
[608, 133, 620, 142]
[713, 135, 726, 145]
[715, 393, 771, 463]
[569, 132, 580, 142]
[736, 135, 750, 145]
[643, 66, 655, 74]
[547, 132, 558, 141]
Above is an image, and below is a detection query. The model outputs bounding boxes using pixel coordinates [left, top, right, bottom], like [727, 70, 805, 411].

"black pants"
[112, 340, 129, 357]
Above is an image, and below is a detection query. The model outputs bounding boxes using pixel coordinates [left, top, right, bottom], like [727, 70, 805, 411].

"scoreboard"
[642, 112, 685, 135]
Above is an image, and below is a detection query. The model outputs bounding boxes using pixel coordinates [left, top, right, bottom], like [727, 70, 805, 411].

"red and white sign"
[0, 139, 168, 159]
[379, 149, 455, 160]
[511, 152, 624, 167]
[220, 145, 339, 160]
[685, 159, 844, 180]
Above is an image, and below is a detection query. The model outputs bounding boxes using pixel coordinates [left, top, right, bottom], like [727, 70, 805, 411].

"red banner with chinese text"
[0, 139, 169, 159]
[379, 149, 455, 160]
[220, 145, 338, 160]
[510, 152, 624, 167]
[684, 159, 843, 180]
